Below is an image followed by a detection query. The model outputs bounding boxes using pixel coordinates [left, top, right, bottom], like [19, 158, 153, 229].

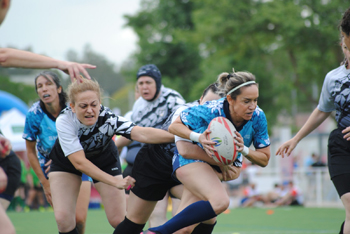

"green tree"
[124, 0, 202, 101]
[125, 0, 349, 130]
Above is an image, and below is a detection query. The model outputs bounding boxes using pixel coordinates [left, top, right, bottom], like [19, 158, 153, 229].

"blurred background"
[1, 0, 349, 211]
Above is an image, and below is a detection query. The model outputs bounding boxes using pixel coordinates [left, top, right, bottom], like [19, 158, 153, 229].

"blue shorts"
[172, 149, 205, 177]
[172, 149, 221, 181]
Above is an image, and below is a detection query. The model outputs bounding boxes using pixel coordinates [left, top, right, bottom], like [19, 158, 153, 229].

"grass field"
[8, 207, 345, 234]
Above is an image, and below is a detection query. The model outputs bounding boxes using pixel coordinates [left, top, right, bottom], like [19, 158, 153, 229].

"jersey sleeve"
[22, 111, 39, 142]
[317, 73, 336, 112]
[252, 108, 270, 149]
[180, 104, 215, 134]
[110, 115, 136, 140]
[172, 106, 192, 143]
[168, 91, 186, 113]
[56, 114, 83, 157]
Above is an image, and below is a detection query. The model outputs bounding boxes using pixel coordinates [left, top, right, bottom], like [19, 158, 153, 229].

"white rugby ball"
[207, 117, 238, 165]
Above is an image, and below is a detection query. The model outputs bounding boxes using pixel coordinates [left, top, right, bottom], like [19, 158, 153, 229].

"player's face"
[200, 90, 221, 105]
[227, 85, 258, 124]
[36, 76, 61, 105]
[71, 90, 101, 126]
[341, 39, 350, 64]
[0, 0, 10, 26]
[137, 76, 157, 101]
[342, 31, 350, 53]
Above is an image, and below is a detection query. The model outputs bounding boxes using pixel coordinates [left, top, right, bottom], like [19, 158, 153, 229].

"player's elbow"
[258, 158, 269, 167]
[178, 148, 191, 159]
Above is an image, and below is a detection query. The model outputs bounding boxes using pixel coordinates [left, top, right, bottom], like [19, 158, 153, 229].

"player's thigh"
[0, 205, 15, 234]
[75, 180, 91, 222]
[126, 190, 158, 224]
[49, 172, 81, 217]
[176, 162, 227, 201]
[94, 175, 126, 226]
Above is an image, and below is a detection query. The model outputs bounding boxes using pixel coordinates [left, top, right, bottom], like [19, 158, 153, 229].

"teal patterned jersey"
[23, 101, 60, 167]
[180, 98, 270, 167]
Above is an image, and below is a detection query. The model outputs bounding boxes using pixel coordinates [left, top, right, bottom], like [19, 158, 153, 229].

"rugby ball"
[207, 117, 238, 165]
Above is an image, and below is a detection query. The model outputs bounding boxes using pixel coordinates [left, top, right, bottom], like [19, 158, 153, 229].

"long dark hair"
[34, 71, 67, 109]
[340, 7, 350, 36]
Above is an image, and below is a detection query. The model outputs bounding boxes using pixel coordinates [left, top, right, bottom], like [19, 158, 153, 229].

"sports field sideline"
[8, 206, 344, 234]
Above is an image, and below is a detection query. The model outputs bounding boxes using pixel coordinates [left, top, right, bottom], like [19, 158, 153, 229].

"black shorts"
[131, 144, 181, 201]
[328, 128, 350, 179]
[332, 173, 350, 197]
[50, 140, 122, 183]
[0, 151, 21, 201]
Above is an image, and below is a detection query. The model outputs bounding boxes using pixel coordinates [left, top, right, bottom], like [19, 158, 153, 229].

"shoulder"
[27, 101, 42, 116]
[57, 107, 75, 126]
[162, 86, 185, 100]
[253, 106, 267, 119]
[325, 65, 349, 81]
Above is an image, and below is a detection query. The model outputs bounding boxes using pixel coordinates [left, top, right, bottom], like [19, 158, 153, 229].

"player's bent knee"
[210, 196, 230, 214]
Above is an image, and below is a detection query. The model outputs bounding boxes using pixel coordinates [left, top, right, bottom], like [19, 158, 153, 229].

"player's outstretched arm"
[0, 48, 96, 82]
[68, 150, 135, 190]
[276, 108, 331, 158]
[130, 126, 174, 144]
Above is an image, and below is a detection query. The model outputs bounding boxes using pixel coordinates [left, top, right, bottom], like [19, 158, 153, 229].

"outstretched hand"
[57, 61, 96, 82]
[276, 138, 298, 158]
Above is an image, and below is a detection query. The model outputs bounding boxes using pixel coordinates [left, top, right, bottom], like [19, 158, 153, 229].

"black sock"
[339, 221, 345, 234]
[191, 221, 217, 234]
[113, 217, 145, 234]
[59, 227, 78, 234]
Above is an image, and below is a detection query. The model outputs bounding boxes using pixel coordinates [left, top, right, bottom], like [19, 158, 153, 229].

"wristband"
[189, 131, 201, 142]
[241, 146, 249, 156]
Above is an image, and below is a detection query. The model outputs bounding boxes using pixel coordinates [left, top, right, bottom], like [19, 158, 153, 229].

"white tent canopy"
[0, 108, 26, 152]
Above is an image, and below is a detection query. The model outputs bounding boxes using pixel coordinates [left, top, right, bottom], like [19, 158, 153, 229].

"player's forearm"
[132, 126, 174, 144]
[169, 121, 192, 140]
[177, 141, 218, 165]
[293, 108, 331, 143]
[0, 48, 59, 69]
[26, 151, 48, 184]
[69, 155, 118, 187]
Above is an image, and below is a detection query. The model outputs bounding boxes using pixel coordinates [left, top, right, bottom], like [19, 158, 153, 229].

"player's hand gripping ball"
[207, 117, 238, 165]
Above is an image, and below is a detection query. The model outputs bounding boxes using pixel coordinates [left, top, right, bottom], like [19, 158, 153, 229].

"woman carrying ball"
[48, 78, 174, 234]
[148, 69, 271, 234]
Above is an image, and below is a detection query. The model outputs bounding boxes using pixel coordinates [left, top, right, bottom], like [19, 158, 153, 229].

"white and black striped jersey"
[56, 105, 135, 157]
[131, 85, 185, 128]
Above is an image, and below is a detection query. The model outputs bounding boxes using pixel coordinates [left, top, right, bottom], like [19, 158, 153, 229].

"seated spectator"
[240, 183, 264, 207]
[273, 181, 303, 206]
[261, 183, 284, 205]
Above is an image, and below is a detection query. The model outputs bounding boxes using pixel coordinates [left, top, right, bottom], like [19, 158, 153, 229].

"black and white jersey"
[56, 105, 135, 157]
[132, 85, 185, 128]
[153, 101, 199, 161]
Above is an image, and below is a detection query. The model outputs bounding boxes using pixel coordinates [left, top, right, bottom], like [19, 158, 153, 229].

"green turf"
[7, 207, 345, 234]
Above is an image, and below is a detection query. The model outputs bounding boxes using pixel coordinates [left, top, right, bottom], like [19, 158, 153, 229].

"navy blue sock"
[113, 217, 145, 234]
[59, 227, 78, 234]
[148, 200, 217, 234]
[191, 221, 217, 234]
